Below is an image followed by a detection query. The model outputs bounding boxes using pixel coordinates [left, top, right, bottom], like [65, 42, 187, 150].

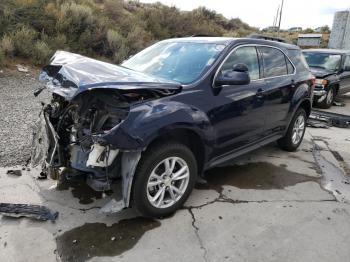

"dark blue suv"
[38, 37, 314, 217]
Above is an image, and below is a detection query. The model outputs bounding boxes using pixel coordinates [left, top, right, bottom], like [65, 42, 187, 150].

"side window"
[290, 49, 309, 72]
[286, 58, 294, 74]
[220, 46, 260, 80]
[259, 47, 288, 77]
[344, 55, 350, 67]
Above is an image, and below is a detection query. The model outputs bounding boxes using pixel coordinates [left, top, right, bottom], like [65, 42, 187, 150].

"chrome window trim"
[212, 44, 297, 88]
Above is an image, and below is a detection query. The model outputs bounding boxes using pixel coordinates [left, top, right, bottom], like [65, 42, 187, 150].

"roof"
[162, 37, 299, 50]
[302, 48, 350, 54]
[298, 34, 322, 38]
[163, 37, 236, 45]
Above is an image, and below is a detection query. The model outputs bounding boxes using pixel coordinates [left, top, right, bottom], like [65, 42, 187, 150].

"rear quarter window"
[258, 46, 288, 77]
[288, 49, 310, 72]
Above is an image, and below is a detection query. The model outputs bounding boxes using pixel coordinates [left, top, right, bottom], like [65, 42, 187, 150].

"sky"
[139, 0, 350, 29]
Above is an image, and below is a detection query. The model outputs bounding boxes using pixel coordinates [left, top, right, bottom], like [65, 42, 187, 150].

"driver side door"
[211, 45, 267, 157]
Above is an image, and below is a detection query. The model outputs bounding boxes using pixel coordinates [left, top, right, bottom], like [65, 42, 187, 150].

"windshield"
[303, 52, 341, 71]
[122, 41, 226, 84]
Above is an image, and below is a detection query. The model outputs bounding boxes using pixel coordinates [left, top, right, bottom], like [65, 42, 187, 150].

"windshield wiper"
[310, 65, 326, 70]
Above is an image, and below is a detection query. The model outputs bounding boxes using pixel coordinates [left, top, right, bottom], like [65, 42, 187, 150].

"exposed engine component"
[39, 88, 164, 193]
[33, 50, 182, 214]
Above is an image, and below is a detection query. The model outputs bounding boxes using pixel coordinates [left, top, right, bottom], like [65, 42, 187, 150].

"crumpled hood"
[39, 50, 182, 100]
[310, 67, 336, 78]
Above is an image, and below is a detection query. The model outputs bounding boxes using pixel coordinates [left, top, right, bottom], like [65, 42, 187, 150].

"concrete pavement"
[1, 115, 350, 262]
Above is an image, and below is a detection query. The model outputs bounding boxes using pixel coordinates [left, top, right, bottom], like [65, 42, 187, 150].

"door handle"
[256, 88, 264, 99]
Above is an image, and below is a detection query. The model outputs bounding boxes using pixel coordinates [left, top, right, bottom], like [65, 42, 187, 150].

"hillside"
[0, 0, 257, 67]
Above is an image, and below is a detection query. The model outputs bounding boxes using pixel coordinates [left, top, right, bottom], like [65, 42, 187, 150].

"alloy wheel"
[291, 115, 305, 145]
[146, 157, 190, 209]
[326, 88, 334, 105]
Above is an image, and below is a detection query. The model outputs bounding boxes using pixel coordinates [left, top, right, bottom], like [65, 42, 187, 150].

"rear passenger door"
[257, 46, 295, 136]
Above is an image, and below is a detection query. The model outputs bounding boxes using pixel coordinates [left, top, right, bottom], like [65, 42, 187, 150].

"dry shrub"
[107, 29, 124, 51]
[12, 26, 37, 58]
[0, 50, 5, 68]
[59, 2, 93, 26]
[0, 35, 14, 56]
[32, 41, 52, 65]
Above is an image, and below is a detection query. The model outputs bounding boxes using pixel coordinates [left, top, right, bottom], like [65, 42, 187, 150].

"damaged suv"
[36, 37, 313, 217]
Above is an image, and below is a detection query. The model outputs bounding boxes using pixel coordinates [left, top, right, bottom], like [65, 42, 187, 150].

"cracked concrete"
[1, 113, 350, 261]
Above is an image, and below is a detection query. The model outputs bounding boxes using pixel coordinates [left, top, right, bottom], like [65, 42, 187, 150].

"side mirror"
[344, 65, 350, 72]
[215, 63, 251, 86]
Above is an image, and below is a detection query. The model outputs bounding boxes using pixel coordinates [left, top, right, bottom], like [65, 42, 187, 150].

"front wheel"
[132, 142, 197, 217]
[278, 108, 307, 152]
[315, 86, 335, 109]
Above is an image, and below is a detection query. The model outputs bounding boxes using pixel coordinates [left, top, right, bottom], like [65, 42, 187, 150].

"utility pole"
[277, 0, 284, 36]
[273, 5, 280, 27]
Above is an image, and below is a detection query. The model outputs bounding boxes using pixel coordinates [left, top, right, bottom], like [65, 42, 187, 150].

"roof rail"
[190, 34, 217, 37]
[248, 33, 286, 43]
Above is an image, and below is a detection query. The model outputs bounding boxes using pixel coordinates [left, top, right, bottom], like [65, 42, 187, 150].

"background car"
[303, 49, 350, 108]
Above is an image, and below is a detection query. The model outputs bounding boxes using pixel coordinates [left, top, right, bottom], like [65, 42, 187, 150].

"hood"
[38, 51, 182, 100]
[309, 67, 336, 78]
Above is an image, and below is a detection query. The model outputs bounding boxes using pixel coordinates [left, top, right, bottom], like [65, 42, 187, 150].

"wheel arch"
[299, 99, 312, 117]
[145, 128, 206, 176]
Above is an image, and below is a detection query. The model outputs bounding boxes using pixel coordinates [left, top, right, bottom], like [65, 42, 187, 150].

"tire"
[132, 142, 197, 217]
[315, 86, 335, 109]
[277, 108, 307, 152]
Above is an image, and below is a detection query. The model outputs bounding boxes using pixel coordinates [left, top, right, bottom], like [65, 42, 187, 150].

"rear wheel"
[278, 108, 307, 152]
[132, 142, 197, 217]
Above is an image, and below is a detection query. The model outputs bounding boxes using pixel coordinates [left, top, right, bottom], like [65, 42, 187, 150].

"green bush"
[0, 34, 14, 56]
[0, 0, 261, 66]
[107, 29, 124, 52]
[58, 2, 94, 34]
[0, 50, 5, 68]
[12, 26, 37, 58]
[113, 44, 129, 64]
[126, 26, 152, 55]
[32, 41, 52, 65]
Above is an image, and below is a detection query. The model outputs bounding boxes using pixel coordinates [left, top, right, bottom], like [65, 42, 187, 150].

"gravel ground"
[0, 69, 49, 166]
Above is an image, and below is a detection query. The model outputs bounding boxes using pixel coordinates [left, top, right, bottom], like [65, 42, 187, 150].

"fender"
[94, 99, 215, 151]
[285, 81, 312, 129]
[324, 74, 340, 91]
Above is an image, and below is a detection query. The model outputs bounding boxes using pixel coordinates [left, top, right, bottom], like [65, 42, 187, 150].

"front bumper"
[38, 111, 142, 214]
[313, 88, 327, 103]
[313, 89, 327, 97]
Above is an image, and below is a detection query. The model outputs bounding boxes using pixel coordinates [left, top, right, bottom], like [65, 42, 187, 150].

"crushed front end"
[33, 51, 181, 212]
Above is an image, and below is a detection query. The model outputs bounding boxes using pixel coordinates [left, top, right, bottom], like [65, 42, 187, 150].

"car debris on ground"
[6, 169, 22, 176]
[308, 110, 350, 128]
[16, 64, 29, 73]
[37, 171, 48, 180]
[0, 203, 58, 222]
[333, 101, 346, 107]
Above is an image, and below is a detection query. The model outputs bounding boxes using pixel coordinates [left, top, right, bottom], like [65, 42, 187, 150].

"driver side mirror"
[344, 65, 350, 72]
[215, 63, 251, 86]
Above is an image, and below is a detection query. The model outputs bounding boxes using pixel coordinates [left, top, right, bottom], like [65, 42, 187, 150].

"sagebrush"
[0, 0, 257, 67]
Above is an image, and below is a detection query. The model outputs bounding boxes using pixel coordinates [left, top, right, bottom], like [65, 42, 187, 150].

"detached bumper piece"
[0, 203, 58, 221]
[308, 110, 350, 128]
